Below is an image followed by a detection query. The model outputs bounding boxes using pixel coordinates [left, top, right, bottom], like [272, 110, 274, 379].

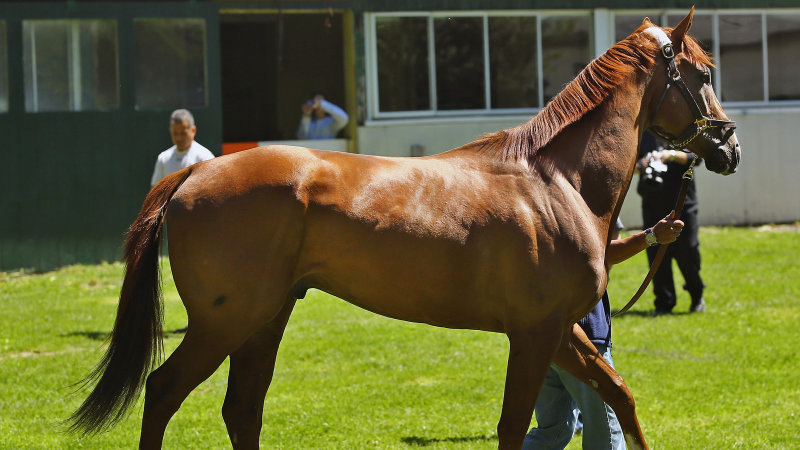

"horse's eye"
[702, 71, 712, 85]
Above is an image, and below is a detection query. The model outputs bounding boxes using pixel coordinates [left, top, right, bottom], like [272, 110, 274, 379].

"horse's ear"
[671, 6, 695, 52]
[642, 17, 654, 27]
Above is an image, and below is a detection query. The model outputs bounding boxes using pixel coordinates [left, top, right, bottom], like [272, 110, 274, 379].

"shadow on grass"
[63, 331, 109, 341]
[401, 434, 497, 446]
[64, 327, 188, 341]
[610, 309, 695, 319]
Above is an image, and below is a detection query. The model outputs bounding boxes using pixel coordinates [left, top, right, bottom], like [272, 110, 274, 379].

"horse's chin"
[721, 161, 738, 175]
[698, 133, 741, 175]
[705, 151, 738, 175]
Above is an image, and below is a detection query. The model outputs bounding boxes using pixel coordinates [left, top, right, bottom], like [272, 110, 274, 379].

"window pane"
[375, 17, 430, 112]
[24, 21, 69, 111]
[0, 21, 7, 112]
[615, 14, 648, 42]
[434, 17, 484, 110]
[22, 19, 118, 112]
[664, 14, 712, 53]
[80, 20, 119, 111]
[667, 13, 713, 55]
[767, 15, 800, 100]
[541, 16, 591, 104]
[134, 18, 207, 109]
[719, 14, 763, 102]
[489, 16, 538, 108]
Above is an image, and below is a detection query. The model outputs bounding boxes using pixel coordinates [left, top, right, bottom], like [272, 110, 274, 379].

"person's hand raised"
[301, 100, 314, 116]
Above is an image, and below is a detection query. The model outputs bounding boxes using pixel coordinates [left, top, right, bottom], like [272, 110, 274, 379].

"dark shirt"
[578, 291, 612, 348]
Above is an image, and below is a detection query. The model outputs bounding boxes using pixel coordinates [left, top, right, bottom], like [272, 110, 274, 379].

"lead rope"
[613, 156, 696, 317]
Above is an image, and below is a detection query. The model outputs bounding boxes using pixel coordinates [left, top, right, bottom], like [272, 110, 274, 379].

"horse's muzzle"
[708, 129, 740, 175]
[722, 138, 742, 175]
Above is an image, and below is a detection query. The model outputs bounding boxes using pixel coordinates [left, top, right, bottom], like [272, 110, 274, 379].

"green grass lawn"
[1, 226, 798, 448]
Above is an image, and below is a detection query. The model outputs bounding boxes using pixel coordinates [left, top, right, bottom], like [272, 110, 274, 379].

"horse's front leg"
[497, 320, 563, 450]
[552, 324, 648, 450]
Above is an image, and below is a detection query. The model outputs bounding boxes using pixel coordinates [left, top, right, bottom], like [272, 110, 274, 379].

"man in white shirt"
[151, 109, 215, 187]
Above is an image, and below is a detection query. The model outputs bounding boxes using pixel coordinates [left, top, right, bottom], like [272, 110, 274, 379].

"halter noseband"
[648, 40, 736, 150]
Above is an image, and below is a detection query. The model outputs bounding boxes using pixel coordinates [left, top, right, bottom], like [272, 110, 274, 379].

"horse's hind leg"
[222, 298, 297, 449]
[552, 324, 647, 450]
[139, 325, 247, 449]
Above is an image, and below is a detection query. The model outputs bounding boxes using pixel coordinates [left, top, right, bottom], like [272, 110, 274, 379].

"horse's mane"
[473, 23, 713, 161]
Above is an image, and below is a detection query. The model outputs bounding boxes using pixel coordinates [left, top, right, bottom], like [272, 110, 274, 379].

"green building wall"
[0, 2, 222, 271]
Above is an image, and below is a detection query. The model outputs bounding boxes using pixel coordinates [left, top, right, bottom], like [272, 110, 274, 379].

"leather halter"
[648, 43, 736, 150]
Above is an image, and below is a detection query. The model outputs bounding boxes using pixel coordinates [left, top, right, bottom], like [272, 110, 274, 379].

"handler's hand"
[652, 211, 684, 244]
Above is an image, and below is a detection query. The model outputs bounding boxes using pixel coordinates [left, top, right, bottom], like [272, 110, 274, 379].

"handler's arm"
[606, 212, 684, 265]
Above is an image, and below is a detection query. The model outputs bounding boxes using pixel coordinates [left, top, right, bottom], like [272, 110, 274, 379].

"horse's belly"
[294, 209, 566, 333]
[315, 274, 508, 333]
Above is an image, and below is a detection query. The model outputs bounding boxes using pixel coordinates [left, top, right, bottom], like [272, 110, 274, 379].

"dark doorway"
[220, 13, 345, 142]
[220, 16, 278, 141]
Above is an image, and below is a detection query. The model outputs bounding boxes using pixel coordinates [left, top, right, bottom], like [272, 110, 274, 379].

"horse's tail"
[68, 168, 193, 434]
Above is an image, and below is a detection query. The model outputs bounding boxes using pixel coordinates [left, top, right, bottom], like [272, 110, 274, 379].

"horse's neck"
[539, 87, 644, 233]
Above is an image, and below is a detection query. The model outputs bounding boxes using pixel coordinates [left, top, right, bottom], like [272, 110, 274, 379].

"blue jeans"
[522, 344, 625, 450]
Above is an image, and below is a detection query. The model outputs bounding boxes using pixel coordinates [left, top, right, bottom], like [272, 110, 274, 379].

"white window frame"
[365, 10, 592, 121]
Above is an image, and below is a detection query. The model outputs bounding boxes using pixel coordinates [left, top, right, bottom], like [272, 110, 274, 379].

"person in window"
[151, 109, 215, 187]
[636, 130, 705, 316]
[523, 216, 685, 450]
[296, 93, 349, 140]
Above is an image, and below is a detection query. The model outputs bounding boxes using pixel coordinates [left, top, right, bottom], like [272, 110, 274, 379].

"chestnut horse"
[70, 10, 739, 449]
